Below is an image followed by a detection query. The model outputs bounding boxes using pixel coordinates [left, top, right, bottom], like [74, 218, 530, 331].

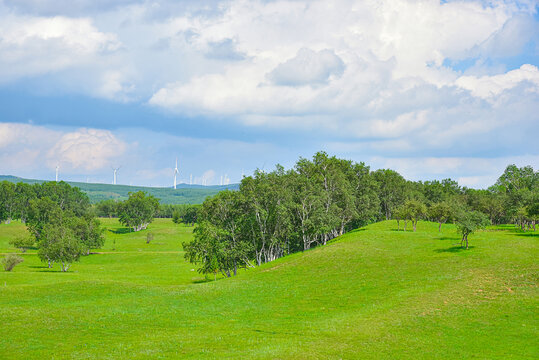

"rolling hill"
[0, 219, 537, 358]
[0, 175, 238, 204]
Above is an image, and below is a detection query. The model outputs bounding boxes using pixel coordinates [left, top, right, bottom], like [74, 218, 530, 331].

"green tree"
[14, 182, 34, 223]
[9, 234, 34, 253]
[456, 211, 490, 249]
[172, 210, 181, 224]
[118, 191, 160, 232]
[372, 169, 408, 220]
[184, 221, 224, 280]
[428, 201, 453, 232]
[0, 181, 16, 224]
[402, 199, 426, 232]
[26, 197, 63, 241]
[95, 199, 119, 218]
[38, 222, 83, 271]
[182, 205, 199, 225]
[68, 215, 105, 254]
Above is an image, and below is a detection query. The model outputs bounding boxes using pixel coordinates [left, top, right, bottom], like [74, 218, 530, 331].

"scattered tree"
[429, 201, 453, 232]
[118, 191, 159, 232]
[456, 211, 490, 249]
[9, 234, 34, 253]
[38, 223, 83, 271]
[402, 199, 426, 232]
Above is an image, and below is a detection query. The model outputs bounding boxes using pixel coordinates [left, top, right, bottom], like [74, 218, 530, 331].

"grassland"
[0, 219, 537, 359]
[0, 175, 239, 204]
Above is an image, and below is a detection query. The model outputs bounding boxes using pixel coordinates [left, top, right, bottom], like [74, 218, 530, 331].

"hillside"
[0, 220, 537, 359]
[0, 175, 239, 204]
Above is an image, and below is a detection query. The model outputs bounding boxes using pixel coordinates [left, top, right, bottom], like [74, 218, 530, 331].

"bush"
[2, 254, 24, 271]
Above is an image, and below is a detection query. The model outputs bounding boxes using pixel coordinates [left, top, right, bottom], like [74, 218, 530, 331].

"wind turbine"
[189, 174, 193, 185]
[112, 167, 121, 185]
[174, 158, 179, 189]
[55, 165, 59, 182]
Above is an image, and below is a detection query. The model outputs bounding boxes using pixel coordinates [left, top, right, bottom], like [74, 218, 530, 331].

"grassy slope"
[0, 220, 537, 359]
[0, 175, 239, 204]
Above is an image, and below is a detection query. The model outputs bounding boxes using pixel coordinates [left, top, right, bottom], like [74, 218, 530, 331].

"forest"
[184, 152, 537, 277]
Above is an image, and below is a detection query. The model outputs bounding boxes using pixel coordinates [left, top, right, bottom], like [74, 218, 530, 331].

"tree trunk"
[413, 221, 417, 232]
[403, 220, 407, 231]
[397, 219, 400, 231]
[465, 235, 469, 250]
[438, 221, 442, 232]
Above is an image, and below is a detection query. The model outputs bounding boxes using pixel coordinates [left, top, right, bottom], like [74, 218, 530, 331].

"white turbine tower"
[189, 174, 193, 185]
[174, 158, 179, 189]
[55, 165, 59, 182]
[112, 167, 121, 185]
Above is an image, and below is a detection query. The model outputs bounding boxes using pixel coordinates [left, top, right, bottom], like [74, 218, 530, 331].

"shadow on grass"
[108, 227, 132, 235]
[434, 246, 475, 253]
[513, 232, 538, 238]
[347, 228, 366, 234]
[438, 236, 457, 241]
[28, 265, 48, 269]
[192, 278, 215, 284]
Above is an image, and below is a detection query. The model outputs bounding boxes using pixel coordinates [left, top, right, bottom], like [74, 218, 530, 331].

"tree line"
[184, 152, 538, 278]
[94, 199, 199, 225]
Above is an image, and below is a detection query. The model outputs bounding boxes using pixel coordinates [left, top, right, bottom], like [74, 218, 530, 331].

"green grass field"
[0, 219, 537, 359]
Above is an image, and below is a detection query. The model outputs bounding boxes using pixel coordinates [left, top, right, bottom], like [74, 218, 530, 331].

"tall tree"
[118, 191, 160, 232]
[0, 181, 16, 224]
[372, 169, 408, 220]
[38, 222, 83, 271]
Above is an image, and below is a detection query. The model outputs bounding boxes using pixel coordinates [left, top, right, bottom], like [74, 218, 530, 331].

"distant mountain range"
[0, 175, 239, 204]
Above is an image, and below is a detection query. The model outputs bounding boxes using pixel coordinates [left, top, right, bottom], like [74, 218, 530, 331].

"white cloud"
[268, 48, 344, 86]
[0, 0, 537, 187]
[455, 64, 539, 99]
[0, 14, 121, 82]
[0, 123, 128, 176]
[47, 128, 127, 171]
[367, 154, 539, 188]
[147, 0, 539, 137]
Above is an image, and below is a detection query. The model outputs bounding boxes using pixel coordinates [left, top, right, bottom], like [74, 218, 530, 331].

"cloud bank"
[0, 0, 537, 187]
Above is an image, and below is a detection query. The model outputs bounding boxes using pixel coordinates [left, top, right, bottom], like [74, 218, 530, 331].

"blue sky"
[0, 0, 538, 188]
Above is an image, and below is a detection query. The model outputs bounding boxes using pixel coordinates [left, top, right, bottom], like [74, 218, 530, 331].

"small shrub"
[146, 232, 154, 244]
[2, 254, 24, 271]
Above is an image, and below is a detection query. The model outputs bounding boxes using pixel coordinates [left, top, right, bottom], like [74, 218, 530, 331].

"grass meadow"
[0, 219, 537, 359]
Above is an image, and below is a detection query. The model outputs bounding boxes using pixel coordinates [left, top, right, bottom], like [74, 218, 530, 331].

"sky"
[0, 0, 538, 188]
